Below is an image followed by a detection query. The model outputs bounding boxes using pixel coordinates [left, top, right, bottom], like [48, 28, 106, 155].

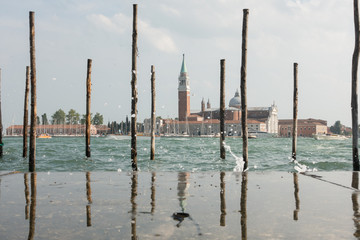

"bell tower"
[178, 54, 190, 121]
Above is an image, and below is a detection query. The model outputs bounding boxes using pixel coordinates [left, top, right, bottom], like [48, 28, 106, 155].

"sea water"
[0, 136, 353, 172]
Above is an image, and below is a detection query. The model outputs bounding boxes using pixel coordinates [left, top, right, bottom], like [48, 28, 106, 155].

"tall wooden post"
[241, 9, 249, 170]
[220, 59, 226, 159]
[23, 66, 30, 158]
[150, 65, 156, 160]
[0, 68, 3, 157]
[352, 0, 360, 171]
[29, 11, 37, 172]
[220, 171, 226, 226]
[131, 4, 138, 171]
[86, 59, 92, 158]
[292, 63, 298, 161]
[86, 172, 92, 227]
[28, 172, 37, 240]
[240, 172, 248, 239]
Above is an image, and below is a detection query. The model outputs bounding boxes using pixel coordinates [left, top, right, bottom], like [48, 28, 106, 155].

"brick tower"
[178, 54, 190, 121]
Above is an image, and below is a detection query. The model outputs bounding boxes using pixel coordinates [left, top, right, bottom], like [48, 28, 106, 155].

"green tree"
[41, 113, 49, 125]
[36, 116, 40, 125]
[80, 113, 93, 125]
[52, 109, 66, 124]
[92, 112, 103, 125]
[330, 120, 342, 134]
[66, 109, 80, 124]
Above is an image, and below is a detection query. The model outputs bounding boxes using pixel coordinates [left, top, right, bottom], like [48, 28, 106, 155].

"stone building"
[278, 118, 328, 137]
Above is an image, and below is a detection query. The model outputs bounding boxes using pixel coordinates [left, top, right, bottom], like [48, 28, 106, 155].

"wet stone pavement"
[0, 171, 359, 239]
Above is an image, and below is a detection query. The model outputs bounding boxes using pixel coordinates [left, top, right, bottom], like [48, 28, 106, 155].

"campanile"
[178, 54, 190, 121]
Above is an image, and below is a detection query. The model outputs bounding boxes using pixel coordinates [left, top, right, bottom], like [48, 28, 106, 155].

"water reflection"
[24, 173, 30, 220]
[240, 172, 247, 240]
[151, 172, 156, 215]
[352, 172, 360, 239]
[86, 172, 92, 227]
[27, 172, 37, 240]
[131, 172, 138, 240]
[220, 171, 226, 226]
[172, 172, 190, 227]
[293, 173, 300, 221]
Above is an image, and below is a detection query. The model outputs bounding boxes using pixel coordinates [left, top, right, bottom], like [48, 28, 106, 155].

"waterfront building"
[5, 124, 108, 136]
[278, 118, 328, 137]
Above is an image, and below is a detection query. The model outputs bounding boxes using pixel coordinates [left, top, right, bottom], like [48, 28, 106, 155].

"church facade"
[144, 54, 278, 136]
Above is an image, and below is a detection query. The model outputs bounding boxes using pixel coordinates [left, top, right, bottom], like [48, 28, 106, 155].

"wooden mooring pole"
[86, 59, 92, 158]
[352, 0, 360, 171]
[220, 59, 226, 159]
[131, 4, 138, 171]
[150, 65, 156, 160]
[0, 68, 3, 157]
[23, 66, 30, 158]
[292, 63, 298, 161]
[241, 9, 249, 170]
[29, 11, 37, 172]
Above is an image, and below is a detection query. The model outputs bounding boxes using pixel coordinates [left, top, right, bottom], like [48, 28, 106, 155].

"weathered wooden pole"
[151, 172, 156, 214]
[240, 9, 249, 170]
[352, 0, 360, 171]
[220, 59, 226, 159]
[23, 66, 30, 158]
[240, 172, 248, 239]
[29, 11, 37, 172]
[131, 172, 138, 239]
[131, 4, 138, 171]
[150, 65, 156, 160]
[292, 63, 298, 161]
[86, 59, 92, 158]
[0, 68, 3, 157]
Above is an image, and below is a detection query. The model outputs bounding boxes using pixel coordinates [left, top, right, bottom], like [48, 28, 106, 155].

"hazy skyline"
[0, 0, 356, 129]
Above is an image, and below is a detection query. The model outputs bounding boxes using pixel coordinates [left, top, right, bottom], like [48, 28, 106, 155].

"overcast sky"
[0, 0, 356, 128]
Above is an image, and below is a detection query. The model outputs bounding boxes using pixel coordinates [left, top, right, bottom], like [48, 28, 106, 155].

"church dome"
[229, 89, 241, 108]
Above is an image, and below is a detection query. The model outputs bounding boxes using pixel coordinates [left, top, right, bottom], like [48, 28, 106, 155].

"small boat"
[313, 134, 348, 140]
[37, 133, 52, 139]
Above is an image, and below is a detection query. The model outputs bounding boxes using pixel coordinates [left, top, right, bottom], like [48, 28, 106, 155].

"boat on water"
[37, 133, 52, 139]
[313, 134, 348, 140]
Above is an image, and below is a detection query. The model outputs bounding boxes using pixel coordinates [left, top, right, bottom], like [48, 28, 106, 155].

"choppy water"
[0, 136, 353, 172]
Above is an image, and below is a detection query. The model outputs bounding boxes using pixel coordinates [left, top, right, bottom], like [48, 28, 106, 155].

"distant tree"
[80, 113, 93, 125]
[92, 112, 103, 125]
[36, 116, 40, 125]
[66, 109, 80, 124]
[52, 109, 66, 124]
[41, 113, 49, 125]
[330, 120, 342, 134]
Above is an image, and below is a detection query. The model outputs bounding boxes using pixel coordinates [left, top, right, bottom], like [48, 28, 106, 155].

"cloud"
[87, 12, 178, 54]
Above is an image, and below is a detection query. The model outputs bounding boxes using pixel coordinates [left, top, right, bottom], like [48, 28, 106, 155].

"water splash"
[224, 142, 245, 172]
[293, 160, 317, 173]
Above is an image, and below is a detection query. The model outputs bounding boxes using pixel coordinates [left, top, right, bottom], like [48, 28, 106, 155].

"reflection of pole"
[24, 173, 30, 219]
[28, 172, 37, 240]
[352, 172, 360, 238]
[131, 172, 138, 240]
[220, 59, 226, 159]
[240, 172, 247, 240]
[151, 172, 156, 214]
[86, 172, 92, 227]
[177, 172, 189, 212]
[220, 172, 226, 226]
[293, 173, 300, 221]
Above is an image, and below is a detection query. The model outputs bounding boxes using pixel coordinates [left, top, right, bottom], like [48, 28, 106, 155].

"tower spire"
[180, 54, 187, 73]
